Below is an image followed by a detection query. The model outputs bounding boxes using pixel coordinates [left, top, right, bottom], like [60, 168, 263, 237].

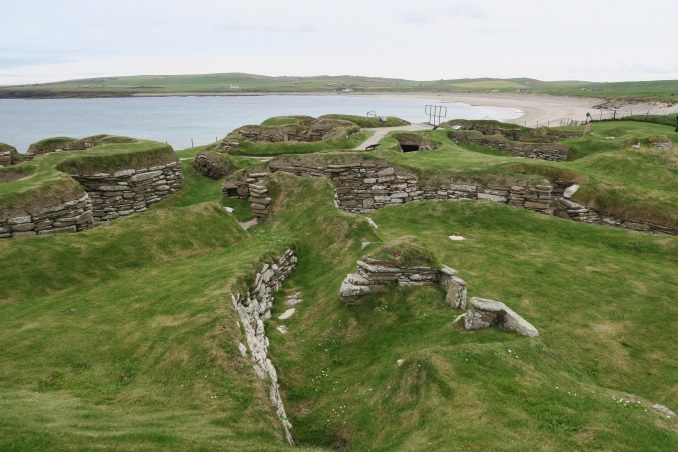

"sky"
[1, 0, 676, 86]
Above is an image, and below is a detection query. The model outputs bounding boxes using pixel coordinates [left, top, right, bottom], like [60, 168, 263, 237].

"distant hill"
[1, 73, 678, 101]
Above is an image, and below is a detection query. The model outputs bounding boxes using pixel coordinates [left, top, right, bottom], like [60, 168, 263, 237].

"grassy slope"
[0, 201, 308, 450]
[0, 124, 676, 450]
[256, 173, 677, 450]
[372, 122, 678, 228]
[3, 73, 678, 101]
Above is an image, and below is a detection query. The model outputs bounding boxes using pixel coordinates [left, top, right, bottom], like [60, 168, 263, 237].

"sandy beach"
[350, 92, 678, 127]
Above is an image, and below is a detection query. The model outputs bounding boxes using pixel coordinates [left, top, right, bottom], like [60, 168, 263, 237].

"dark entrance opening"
[226, 187, 239, 197]
[400, 144, 421, 153]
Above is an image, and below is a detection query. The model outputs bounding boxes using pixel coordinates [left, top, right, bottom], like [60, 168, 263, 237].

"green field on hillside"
[0, 117, 676, 450]
[2, 73, 678, 102]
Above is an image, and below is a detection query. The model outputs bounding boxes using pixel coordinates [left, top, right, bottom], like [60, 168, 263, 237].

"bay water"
[0, 95, 521, 152]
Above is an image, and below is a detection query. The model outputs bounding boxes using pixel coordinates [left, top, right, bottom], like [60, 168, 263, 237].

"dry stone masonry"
[449, 131, 569, 161]
[223, 156, 676, 235]
[0, 194, 93, 239]
[231, 249, 297, 445]
[223, 157, 553, 224]
[340, 249, 537, 336]
[69, 161, 183, 224]
[1, 158, 184, 239]
[551, 183, 676, 234]
[339, 256, 467, 309]
[0, 152, 11, 167]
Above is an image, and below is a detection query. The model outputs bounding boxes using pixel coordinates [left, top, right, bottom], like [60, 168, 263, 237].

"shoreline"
[139, 91, 678, 126]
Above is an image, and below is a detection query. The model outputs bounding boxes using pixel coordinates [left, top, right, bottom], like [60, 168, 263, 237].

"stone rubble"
[231, 249, 297, 445]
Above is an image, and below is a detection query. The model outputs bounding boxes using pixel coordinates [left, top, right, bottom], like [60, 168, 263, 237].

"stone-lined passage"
[231, 249, 297, 445]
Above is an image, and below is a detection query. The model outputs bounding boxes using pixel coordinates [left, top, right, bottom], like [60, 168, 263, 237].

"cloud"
[0, 0, 676, 85]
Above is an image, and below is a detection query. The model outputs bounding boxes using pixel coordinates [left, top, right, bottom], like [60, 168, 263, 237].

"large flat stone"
[464, 297, 538, 337]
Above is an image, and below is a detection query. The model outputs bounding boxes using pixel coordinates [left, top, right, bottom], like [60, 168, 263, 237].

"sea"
[0, 95, 523, 152]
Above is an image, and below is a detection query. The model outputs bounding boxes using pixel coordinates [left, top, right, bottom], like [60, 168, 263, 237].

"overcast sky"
[1, 0, 676, 86]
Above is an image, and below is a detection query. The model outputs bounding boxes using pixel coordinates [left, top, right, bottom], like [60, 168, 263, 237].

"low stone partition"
[339, 257, 467, 309]
[231, 249, 297, 445]
[223, 157, 553, 223]
[552, 183, 676, 235]
[449, 131, 569, 162]
[70, 161, 183, 224]
[463, 297, 539, 337]
[0, 193, 93, 239]
[340, 246, 538, 336]
[650, 141, 672, 150]
[223, 156, 677, 235]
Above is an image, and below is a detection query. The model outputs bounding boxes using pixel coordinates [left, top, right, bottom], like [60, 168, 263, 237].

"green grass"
[254, 173, 677, 449]
[0, 198, 306, 450]
[220, 131, 373, 157]
[368, 236, 440, 268]
[5, 73, 678, 102]
[0, 120, 676, 450]
[366, 122, 678, 228]
[261, 115, 315, 126]
[318, 114, 410, 128]
[0, 137, 176, 217]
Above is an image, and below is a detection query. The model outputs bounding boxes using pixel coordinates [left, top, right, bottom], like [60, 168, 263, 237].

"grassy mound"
[0, 136, 177, 218]
[369, 123, 677, 229]
[368, 236, 440, 268]
[261, 115, 315, 126]
[318, 114, 410, 128]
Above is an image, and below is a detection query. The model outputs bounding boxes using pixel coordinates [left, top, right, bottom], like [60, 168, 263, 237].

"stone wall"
[0, 151, 13, 167]
[70, 161, 183, 224]
[219, 119, 360, 152]
[449, 131, 569, 162]
[0, 194, 93, 239]
[1, 160, 184, 240]
[340, 256, 467, 309]
[650, 141, 672, 150]
[222, 158, 553, 223]
[340, 253, 537, 336]
[231, 249, 297, 445]
[223, 157, 676, 235]
[551, 183, 676, 235]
